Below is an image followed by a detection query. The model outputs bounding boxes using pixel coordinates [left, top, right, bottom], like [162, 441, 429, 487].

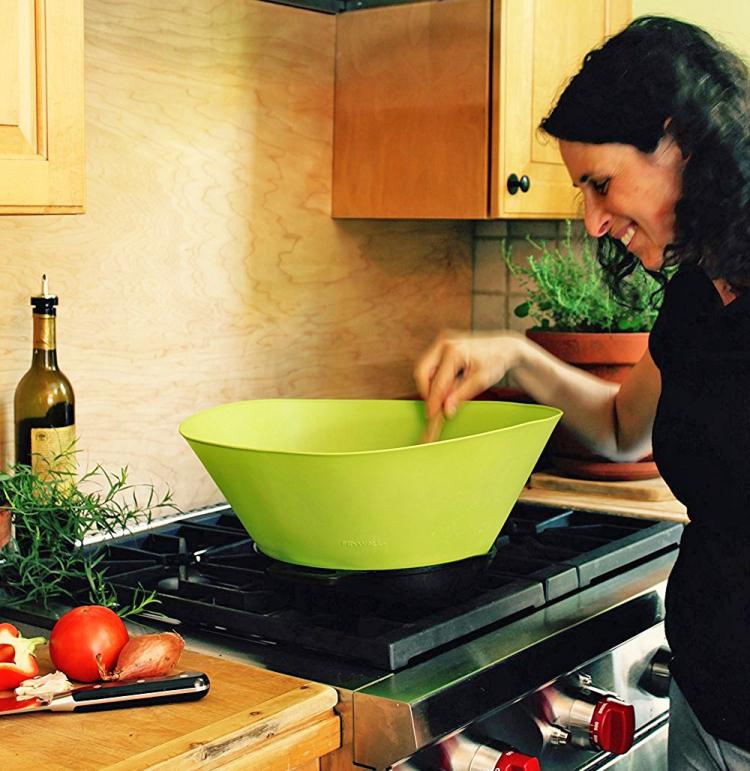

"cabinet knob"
[507, 174, 531, 195]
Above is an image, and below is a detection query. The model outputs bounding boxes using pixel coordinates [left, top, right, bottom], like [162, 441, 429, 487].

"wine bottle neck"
[32, 313, 59, 368]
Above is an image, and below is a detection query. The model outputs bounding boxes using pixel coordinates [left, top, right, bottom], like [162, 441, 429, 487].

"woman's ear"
[662, 117, 690, 160]
[653, 131, 688, 171]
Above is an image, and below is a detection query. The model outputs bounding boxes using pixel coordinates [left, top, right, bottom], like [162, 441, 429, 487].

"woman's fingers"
[415, 331, 521, 418]
[414, 332, 477, 417]
[426, 345, 467, 417]
[444, 367, 494, 415]
[413, 340, 443, 402]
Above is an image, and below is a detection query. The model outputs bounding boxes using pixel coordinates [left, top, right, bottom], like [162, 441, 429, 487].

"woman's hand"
[413, 330, 526, 419]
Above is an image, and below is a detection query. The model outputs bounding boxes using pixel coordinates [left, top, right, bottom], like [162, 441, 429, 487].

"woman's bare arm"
[414, 330, 661, 462]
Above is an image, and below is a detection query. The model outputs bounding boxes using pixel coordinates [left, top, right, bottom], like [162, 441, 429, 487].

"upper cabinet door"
[332, 0, 630, 220]
[0, 0, 84, 214]
[493, 0, 630, 218]
[333, 0, 491, 219]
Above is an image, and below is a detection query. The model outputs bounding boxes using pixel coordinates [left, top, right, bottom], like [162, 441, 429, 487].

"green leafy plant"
[0, 449, 176, 616]
[506, 221, 662, 332]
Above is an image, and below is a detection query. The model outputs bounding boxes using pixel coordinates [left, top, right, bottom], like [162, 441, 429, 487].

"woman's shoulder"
[651, 264, 750, 367]
[664, 264, 716, 298]
[658, 264, 720, 322]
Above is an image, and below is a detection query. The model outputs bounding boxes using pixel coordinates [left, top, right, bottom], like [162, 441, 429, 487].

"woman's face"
[559, 137, 686, 271]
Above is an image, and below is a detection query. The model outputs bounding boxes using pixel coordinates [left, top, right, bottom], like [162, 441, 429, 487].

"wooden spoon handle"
[420, 412, 445, 444]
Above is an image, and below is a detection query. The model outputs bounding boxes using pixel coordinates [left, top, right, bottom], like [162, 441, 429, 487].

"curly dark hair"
[540, 15, 750, 294]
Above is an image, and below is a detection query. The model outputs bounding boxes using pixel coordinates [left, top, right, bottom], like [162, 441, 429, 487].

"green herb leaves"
[0, 449, 176, 616]
[506, 222, 662, 332]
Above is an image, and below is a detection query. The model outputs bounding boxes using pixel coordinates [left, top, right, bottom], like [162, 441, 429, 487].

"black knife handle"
[68, 671, 210, 712]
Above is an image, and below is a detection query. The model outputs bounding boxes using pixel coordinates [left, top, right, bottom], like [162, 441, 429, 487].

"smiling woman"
[540, 16, 750, 296]
[535, 16, 750, 768]
[415, 15, 750, 770]
[558, 138, 685, 272]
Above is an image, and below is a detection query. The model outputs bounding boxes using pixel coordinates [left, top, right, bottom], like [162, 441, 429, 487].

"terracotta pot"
[525, 330, 659, 481]
[0, 508, 11, 550]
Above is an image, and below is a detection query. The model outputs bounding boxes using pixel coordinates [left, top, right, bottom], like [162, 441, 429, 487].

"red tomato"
[49, 606, 129, 682]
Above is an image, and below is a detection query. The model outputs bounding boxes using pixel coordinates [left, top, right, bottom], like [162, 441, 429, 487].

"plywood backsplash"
[0, 0, 472, 512]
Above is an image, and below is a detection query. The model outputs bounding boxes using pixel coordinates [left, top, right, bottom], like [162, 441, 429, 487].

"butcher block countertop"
[1, 645, 340, 771]
[520, 471, 689, 523]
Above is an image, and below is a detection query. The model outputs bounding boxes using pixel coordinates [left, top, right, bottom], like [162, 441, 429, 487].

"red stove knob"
[589, 698, 635, 754]
[436, 735, 540, 771]
[494, 749, 541, 771]
[538, 684, 635, 755]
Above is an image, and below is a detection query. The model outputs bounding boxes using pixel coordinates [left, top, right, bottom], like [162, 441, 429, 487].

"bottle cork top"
[31, 274, 59, 314]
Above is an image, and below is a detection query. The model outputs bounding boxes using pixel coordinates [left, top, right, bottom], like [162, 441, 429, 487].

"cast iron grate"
[80, 503, 683, 670]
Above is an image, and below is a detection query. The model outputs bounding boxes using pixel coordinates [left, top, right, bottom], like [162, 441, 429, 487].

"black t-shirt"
[649, 265, 750, 750]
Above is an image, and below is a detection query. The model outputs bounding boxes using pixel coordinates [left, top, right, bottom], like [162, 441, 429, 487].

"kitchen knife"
[0, 671, 210, 716]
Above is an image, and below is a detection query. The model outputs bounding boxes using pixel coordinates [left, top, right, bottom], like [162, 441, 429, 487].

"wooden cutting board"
[520, 475, 688, 523]
[528, 471, 676, 502]
[0, 644, 340, 771]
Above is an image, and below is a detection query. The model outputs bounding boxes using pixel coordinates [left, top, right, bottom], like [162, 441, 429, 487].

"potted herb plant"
[506, 221, 663, 480]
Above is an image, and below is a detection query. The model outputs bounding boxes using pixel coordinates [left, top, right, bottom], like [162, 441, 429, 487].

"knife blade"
[0, 671, 209, 716]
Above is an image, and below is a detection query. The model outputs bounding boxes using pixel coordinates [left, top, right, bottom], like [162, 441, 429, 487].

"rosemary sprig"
[0, 447, 177, 616]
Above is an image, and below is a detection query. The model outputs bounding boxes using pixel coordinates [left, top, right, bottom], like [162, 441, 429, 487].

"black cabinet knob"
[507, 174, 531, 195]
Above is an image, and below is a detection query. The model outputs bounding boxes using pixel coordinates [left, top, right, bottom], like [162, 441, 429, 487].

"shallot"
[97, 632, 184, 681]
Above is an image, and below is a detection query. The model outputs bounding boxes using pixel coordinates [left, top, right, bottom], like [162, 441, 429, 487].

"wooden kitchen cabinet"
[332, 0, 630, 219]
[0, 0, 85, 214]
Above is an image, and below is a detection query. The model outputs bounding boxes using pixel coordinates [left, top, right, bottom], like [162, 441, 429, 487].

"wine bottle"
[14, 275, 76, 479]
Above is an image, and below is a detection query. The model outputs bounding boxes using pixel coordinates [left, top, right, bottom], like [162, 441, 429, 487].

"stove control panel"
[467, 624, 669, 769]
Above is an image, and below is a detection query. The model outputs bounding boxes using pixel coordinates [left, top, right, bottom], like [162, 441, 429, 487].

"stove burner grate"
[66, 503, 683, 670]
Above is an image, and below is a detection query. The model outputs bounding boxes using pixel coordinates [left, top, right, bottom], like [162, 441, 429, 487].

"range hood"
[261, 0, 418, 13]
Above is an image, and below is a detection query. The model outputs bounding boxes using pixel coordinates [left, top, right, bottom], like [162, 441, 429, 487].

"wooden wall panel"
[0, 0, 472, 513]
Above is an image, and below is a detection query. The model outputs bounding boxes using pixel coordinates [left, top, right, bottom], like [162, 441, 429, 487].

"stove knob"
[540, 685, 635, 755]
[492, 749, 541, 771]
[589, 698, 635, 755]
[392, 745, 541, 771]
[642, 645, 672, 698]
[438, 735, 540, 771]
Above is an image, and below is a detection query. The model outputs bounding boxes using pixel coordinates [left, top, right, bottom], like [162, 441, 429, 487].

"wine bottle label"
[33, 315, 56, 351]
[30, 425, 76, 481]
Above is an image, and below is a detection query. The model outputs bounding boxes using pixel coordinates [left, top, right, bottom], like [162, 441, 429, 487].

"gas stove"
[81, 503, 680, 673]
[9, 502, 683, 770]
